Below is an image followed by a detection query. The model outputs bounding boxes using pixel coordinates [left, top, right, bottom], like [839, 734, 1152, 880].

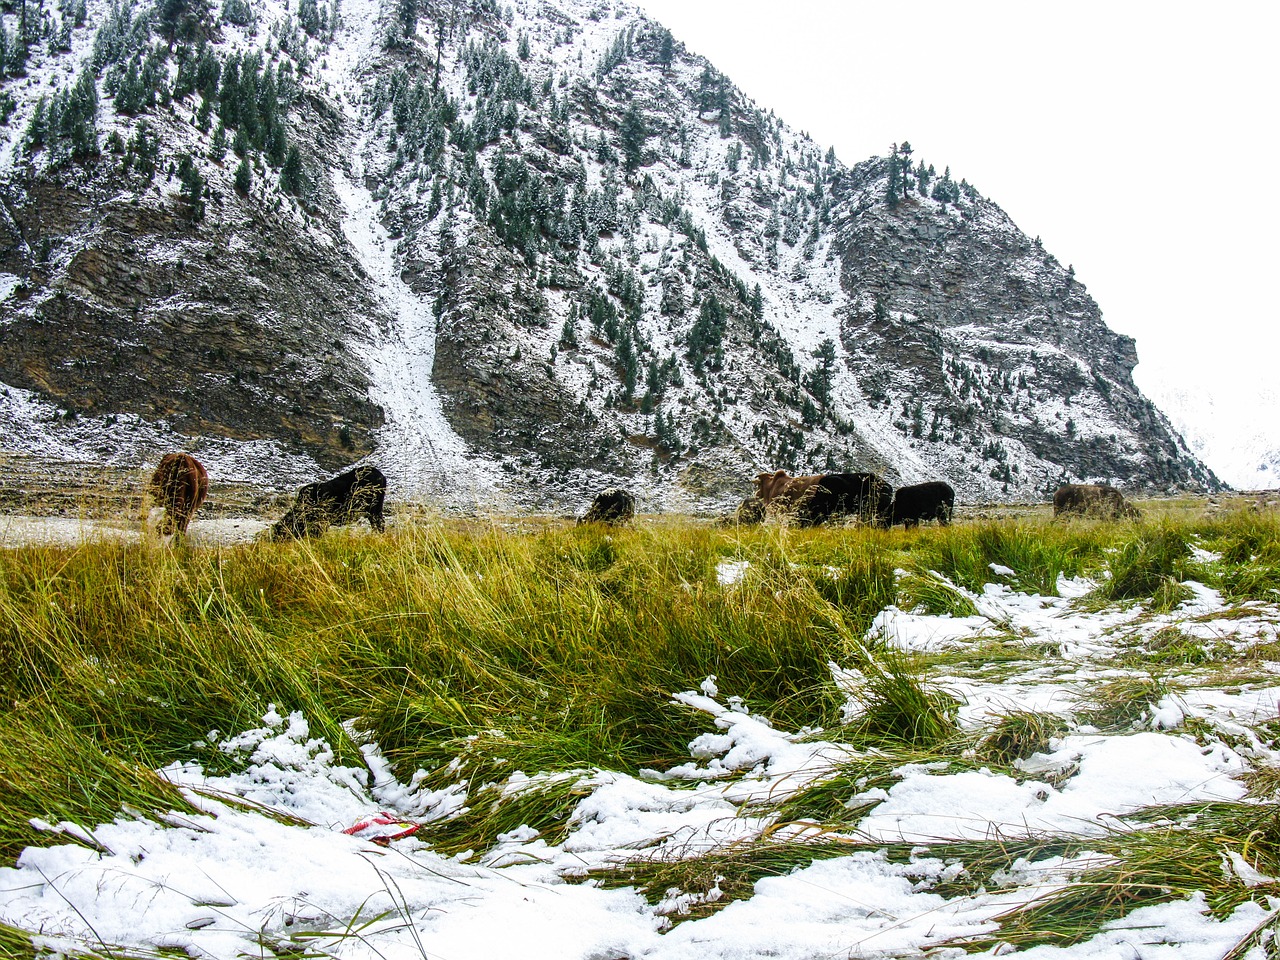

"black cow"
[1053, 483, 1140, 520]
[578, 488, 635, 526]
[753, 470, 893, 528]
[890, 481, 955, 529]
[271, 465, 387, 540]
[734, 496, 766, 525]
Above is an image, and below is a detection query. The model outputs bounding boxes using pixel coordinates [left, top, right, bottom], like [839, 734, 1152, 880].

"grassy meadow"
[3, 498, 1280, 955]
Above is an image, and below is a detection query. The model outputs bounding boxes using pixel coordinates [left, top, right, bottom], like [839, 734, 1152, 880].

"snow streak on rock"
[325, 1, 501, 504]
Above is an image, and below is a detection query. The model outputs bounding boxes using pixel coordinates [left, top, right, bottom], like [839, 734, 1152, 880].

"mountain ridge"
[0, 0, 1220, 508]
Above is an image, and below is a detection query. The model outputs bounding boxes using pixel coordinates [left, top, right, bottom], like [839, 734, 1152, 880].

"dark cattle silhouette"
[578, 488, 635, 526]
[890, 481, 955, 529]
[1053, 483, 1140, 520]
[734, 496, 766, 525]
[149, 453, 208, 536]
[753, 470, 893, 528]
[271, 465, 387, 540]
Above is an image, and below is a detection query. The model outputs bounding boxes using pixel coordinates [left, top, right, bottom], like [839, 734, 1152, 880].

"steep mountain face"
[0, 0, 1218, 507]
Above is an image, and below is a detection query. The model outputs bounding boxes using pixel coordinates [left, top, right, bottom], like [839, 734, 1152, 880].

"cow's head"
[754, 470, 791, 503]
[270, 484, 324, 541]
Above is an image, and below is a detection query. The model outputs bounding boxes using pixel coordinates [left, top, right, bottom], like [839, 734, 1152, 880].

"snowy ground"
[0, 514, 270, 548]
[3, 560, 1279, 958]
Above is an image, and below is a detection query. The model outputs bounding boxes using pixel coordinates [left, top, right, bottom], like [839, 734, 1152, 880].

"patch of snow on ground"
[1, 379, 321, 485]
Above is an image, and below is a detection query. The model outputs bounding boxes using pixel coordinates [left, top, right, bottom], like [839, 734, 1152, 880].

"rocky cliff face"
[0, 85, 385, 472]
[0, 0, 1218, 506]
[828, 158, 1200, 493]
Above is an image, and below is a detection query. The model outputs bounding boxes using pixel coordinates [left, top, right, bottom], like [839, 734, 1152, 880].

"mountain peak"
[0, 0, 1218, 505]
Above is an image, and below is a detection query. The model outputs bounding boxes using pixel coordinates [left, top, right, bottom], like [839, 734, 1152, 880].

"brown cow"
[753, 470, 893, 527]
[149, 453, 209, 536]
[1053, 483, 1140, 520]
[754, 470, 823, 513]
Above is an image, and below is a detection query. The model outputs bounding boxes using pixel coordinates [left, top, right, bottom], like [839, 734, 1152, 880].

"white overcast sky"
[631, 0, 1279, 403]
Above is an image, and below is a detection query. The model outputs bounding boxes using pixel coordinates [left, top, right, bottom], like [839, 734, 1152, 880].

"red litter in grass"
[342, 812, 421, 846]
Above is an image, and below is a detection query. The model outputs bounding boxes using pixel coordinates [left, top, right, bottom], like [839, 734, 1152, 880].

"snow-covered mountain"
[1136, 365, 1280, 492]
[0, 0, 1219, 507]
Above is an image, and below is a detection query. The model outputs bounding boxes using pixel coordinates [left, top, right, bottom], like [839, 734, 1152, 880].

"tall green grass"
[962, 801, 1280, 950]
[3, 507, 1280, 951]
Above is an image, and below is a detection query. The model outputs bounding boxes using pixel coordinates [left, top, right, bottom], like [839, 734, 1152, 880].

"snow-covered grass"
[4, 510, 1280, 957]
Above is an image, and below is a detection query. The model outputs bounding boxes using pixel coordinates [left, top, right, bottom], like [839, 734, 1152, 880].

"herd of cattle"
[149, 452, 386, 540]
[146, 453, 1143, 540]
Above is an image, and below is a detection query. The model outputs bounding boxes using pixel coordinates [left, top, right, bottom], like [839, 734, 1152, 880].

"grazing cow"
[149, 452, 209, 537]
[1053, 483, 1140, 521]
[271, 465, 387, 540]
[890, 481, 955, 529]
[578, 488, 635, 526]
[753, 470, 893, 528]
[734, 495, 766, 525]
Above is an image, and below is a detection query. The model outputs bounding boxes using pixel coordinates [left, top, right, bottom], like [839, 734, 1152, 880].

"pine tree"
[24, 94, 47, 151]
[221, 0, 253, 26]
[57, 72, 99, 160]
[158, 0, 214, 46]
[805, 337, 837, 406]
[114, 58, 143, 115]
[696, 64, 717, 116]
[298, 0, 321, 35]
[395, 0, 418, 41]
[177, 153, 205, 221]
[197, 45, 221, 99]
[280, 143, 306, 195]
[657, 29, 674, 71]
[559, 315, 578, 349]
[265, 121, 287, 166]
[195, 92, 213, 131]
[616, 329, 638, 400]
[6, 24, 28, 77]
[234, 155, 252, 193]
[130, 119, 158, 180]
[687, 293, 726, 372]
[218, 56, 241, 128]
[885, 143, 901, 208]
[209, 122, 227, 160]
[619, 102, 646, 173]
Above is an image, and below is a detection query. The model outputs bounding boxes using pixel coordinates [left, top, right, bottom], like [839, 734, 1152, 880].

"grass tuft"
[896, 570, 979, 618]
[976, 710, 1068, 764]
[963, 801, 1280, 950]
[1075, 675, 1171, 731]
[840, 647, 962, 748]
[1087, 525, 1193, 607]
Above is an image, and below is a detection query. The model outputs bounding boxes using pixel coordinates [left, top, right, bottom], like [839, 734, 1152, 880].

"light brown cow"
[149, 452, 209, 536]
[754, 470, 824, 513]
